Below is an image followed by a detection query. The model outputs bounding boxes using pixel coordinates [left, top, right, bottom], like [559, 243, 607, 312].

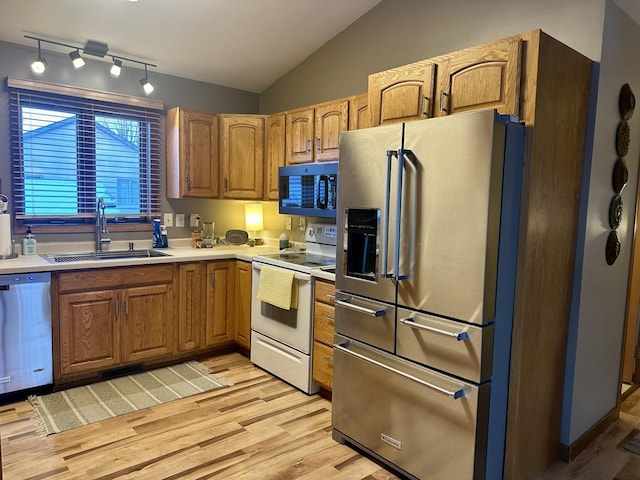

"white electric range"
[250, 223, 336, 394]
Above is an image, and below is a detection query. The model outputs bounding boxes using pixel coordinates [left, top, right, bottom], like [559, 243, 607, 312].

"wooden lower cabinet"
[56, 265, 174, 380]
[234, 260, 252, 350]
[204, 261, 235, 346]
[312, 279, 336, 391]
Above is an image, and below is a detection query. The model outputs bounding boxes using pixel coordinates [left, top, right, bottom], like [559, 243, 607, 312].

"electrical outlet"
[163, 213, 173, 227]
[175, 214, 185, 228]
[190, 214, 200, 228]
[285, 217, 292, 230]
[298, 217, 306, 230]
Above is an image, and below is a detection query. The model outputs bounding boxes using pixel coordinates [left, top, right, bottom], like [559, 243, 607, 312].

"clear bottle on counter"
[159, 224, 169, 248]
[202, 221, 214, 248]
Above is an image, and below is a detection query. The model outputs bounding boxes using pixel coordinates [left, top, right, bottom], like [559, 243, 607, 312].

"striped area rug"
[29, 361, 232, 435]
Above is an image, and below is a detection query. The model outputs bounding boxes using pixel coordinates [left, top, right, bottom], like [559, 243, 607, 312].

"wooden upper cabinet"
[286, 99, 348, 164]
[435, 37, 522, 117]
[166, 107, 219, 199]
[220, 114, 265, 200]
[314, 99, 348, 162]
[349, 93, 371, 130]
[368, 60, 436, 126]
[286, 107, 315, 164]
[265, 112, 285, 200]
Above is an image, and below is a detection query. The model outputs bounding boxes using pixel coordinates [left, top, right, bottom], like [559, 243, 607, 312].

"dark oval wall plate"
[620, 83, 636, 120]
[617, 120, 631, 157]
[609, 194, 623, 230]
[613, 157, 629, 194]
[606, 230, 621, 265]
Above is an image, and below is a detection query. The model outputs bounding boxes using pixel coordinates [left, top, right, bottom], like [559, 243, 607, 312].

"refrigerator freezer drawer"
[334, 292, 395, 353]
[333, 338, 489, 480]
[250, 331, 319, 394]
[396, 308, 494, 383]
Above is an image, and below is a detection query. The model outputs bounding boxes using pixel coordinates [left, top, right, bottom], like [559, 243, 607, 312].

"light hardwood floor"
[2, 352, 640, 479]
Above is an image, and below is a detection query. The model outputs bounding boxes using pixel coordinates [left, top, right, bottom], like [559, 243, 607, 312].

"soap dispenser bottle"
[22, 225, 37, 255]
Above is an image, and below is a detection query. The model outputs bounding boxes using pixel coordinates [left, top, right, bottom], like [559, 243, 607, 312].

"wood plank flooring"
[3, 352, 640, 479]
[0, 353, 401, 480]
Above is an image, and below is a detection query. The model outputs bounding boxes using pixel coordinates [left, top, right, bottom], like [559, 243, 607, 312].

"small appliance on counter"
[0, 193, 18, 259]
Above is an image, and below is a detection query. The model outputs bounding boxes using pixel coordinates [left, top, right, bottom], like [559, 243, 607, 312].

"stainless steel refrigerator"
[333, 109, 524, 480]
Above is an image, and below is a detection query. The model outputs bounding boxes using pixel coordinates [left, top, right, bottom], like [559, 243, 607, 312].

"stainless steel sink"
[42, 249, 172, 263]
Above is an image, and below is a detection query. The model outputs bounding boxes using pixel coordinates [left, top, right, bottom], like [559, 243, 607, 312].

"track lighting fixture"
[30, 39, 47, 75]
[140, 64, 154, 95]
[25, 35, 157, 94]
[69, 49, 85, 69]
[110, 58, 122, 77]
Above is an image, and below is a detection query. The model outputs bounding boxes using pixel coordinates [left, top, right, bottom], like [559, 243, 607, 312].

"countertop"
[0, 239, 281, 275]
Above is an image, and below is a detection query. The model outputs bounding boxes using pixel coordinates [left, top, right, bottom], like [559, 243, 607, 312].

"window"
[8, 77, 163, 230]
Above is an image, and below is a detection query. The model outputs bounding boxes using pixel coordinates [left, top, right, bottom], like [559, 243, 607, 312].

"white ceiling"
[0, 0, 383, 93]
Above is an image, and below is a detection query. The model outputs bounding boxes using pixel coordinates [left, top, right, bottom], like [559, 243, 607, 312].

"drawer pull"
[400, 318, 469, 341]
[324, 355, 333, 364]
[336, 299, 387, 317]
[323, 314, 335, 322]
[326, 292, 336, 299]
[335, 342, 465, 399]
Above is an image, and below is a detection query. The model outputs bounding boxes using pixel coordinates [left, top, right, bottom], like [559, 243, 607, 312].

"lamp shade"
[245, 204, 264, 232]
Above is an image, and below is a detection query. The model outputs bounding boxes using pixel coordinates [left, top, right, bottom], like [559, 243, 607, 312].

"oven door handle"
[252, 262, 312, 282]
[335, 299, 387, 317]
[335, 341, 466, 400]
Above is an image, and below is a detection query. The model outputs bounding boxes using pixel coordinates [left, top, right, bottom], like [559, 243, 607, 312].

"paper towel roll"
[0, 214, 12, 256]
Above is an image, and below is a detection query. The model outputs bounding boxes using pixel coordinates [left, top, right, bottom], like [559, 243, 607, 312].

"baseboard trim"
[558, 407, 619, 462]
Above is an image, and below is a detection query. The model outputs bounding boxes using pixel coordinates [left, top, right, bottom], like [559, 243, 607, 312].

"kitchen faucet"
[96, 197, 111, 252]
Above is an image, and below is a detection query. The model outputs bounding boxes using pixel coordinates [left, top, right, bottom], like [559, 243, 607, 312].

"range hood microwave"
[278, 163, 338, 218]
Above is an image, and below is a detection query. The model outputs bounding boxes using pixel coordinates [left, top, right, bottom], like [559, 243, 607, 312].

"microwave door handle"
[382, 150, 396, 278]
[396, 149, 418, 281]
[318, 175, 328, 209]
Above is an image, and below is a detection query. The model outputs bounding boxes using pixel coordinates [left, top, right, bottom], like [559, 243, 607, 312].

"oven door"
[251, 261, 313, 354]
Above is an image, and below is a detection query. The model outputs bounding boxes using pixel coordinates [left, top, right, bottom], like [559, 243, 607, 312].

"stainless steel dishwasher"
[0, 272, 53, 394]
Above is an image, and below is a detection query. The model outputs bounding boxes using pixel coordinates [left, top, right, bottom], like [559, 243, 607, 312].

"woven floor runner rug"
[29, 361, 232, 435]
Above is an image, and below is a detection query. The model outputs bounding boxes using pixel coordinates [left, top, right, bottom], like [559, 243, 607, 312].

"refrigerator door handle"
[334, 342, 466, 400]
[400, 317, 470, 341]
[381, 150, 396, 278]
[394, 148, 418, 281]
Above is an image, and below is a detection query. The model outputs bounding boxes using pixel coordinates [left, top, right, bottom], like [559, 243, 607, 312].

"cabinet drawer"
[58, 265, 174, 293]
[315, 279, 336, 305]
[312, 340, 333, 390]
[314, 301, 335, 345]
[396, 308, 494, 383]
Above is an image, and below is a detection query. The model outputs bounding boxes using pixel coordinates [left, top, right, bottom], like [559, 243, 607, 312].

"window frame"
[7, 77, 164, 234]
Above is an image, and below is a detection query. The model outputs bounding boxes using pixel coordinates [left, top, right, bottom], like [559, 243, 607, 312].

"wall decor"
[606, 230, 621, 266]
[612, 157, 629, 193]
[616, 120, 630, 157]
[620, 83, 636, 120]
[609, 194, 623, 229]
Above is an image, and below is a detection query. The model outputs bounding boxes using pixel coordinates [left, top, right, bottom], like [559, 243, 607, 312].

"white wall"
[562, 0, 640, 444]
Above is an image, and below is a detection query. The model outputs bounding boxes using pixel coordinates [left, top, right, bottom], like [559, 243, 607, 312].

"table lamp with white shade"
[245, 203, 264, 246]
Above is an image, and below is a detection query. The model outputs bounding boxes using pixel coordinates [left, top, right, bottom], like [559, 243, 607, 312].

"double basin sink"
[42, 249, 171, 263]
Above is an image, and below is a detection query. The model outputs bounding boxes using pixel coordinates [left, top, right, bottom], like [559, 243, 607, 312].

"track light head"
[69, 49, 85, 69]
[110, 58, 122, 77]
[140, 64, 154, 95]
[31, 40, 47, 75]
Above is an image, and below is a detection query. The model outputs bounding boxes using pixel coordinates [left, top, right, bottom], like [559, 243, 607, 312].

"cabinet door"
[177, 262, 203, 352]
[234, 260, 252, 349]
[166, 108, 219, 198]
[435, 38, 522, 117]
[203, 261, 235, 347]
[220, 115, 265, 199]
[265, 113, 285, 200]
[368, 60, 436, 126]
[349, 93, 371, 130]
[121, 284, 174, 363]
[286, 107, 314, 164]
[314, 99, 348, 162]
[59, 290, 120, 375]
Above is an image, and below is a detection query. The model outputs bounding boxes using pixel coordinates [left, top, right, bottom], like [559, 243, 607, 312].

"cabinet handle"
[210, 272, 215, 285]
[125, 300, 129, 316]
[306, 139, 311, 153]
[326, 292, 335, 299]
[421, 94, 432, 117]
[324, 355, 333, 365]
[186, 176, 191, 189]
[439, 91, 448, 113]
[324, 314, 335, 322]
[315, 137, 320, 152]
[115, 299, 119, 316]
[224, 177, 228, 191]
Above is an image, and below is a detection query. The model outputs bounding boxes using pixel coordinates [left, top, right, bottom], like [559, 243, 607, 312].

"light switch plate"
[190, 214, 200, 228]
[163, 213, 173, 227]
[175, 214, 185, 228]
[286, 217, 292, 230]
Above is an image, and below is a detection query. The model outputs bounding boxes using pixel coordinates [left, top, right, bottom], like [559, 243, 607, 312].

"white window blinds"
[8, 77, 163, 226]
